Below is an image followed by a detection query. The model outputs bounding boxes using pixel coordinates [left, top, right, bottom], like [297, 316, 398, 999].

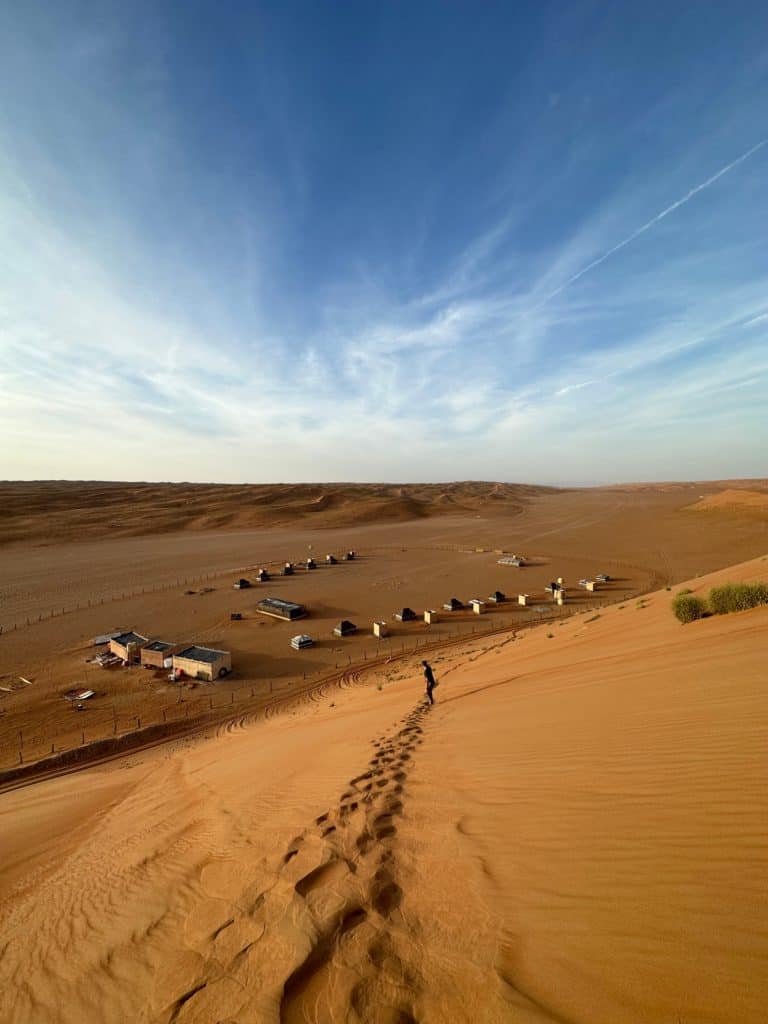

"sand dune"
[1, 555, 766, 1022]
[688, 488, 768, 513]
[0, 481, 550, 546]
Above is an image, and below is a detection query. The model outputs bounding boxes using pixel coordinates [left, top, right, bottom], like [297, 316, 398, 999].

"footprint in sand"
[295, 858, 351, 897]
[371, 864, 402, 915]
[372, 814, 397, 840]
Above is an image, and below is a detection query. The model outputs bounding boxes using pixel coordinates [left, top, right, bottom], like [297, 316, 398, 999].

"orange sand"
[689, 488, 768, 513]
[1, 555, 766, 1023]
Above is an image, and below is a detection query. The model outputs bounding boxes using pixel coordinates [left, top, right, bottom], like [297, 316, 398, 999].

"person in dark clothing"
[422, 660, 436, 704]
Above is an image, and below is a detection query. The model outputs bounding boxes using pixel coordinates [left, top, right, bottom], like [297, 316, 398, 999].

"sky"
[1, 1, 767, 485]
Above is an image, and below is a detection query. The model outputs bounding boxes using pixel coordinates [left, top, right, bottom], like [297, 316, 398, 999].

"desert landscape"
[5, 3, 767, 1019]
[0, 480, 767, 1023]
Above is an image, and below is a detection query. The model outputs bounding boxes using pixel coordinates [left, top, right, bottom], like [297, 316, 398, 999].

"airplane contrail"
[534, 137, 768, 308]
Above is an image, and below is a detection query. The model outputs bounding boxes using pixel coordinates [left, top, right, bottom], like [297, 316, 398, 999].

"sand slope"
[0, 558, 766, 1023]
[688, 488, 768, 513]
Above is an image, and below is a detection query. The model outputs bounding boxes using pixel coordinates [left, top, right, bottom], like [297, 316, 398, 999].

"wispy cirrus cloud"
[1, 3, 768, 483]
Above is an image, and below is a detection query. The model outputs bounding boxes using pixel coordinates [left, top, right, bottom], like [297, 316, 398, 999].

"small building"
[256, 597, 307, 620]
[173, 645, 232, 681]
[373, 620, 389, 638]
[518, 594, 529, 606]
[595, 573, 611, 583]
[306, 558, 317, 570]
[140, 640, 182, 669]
[394, 607, 416, 622]
[488, 591, 506, 604]
[469, 598, 485, 614]
[291, 634, 314, 650]
[333, 619, 357, 637]
[424, 609, 438, 625]
[109, 631, 149, 663]
[326, 554, 337, 564]
[344, 550, 356, 561]
[256, 569, 270, 582]
[443, 598, 463, 612]
[282, 562, 295, 576]
[233, 578, 251, 589]
[585, 580, 596, 592]
[497, 555, 525, 567]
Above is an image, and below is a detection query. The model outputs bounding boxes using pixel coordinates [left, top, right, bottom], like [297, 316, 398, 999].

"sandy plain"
[0, 481, 767, 1023]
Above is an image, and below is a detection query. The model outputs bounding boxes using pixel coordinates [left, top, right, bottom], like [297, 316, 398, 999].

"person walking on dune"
[422, 660, 437, 705]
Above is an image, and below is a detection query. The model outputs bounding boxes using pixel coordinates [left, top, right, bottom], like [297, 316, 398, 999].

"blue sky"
[1, 1, 767, 484]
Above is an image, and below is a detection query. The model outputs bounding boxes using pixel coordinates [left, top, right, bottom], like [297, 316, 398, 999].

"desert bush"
[708, 582, 768, 616]
[671, 594, 706, 623]
[677, 588, 693, 596]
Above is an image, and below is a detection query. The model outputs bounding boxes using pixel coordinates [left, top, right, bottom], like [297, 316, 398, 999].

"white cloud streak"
[532, 138, 768, 310]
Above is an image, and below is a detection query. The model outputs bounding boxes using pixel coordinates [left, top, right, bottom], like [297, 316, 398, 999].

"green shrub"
[677, 588, 693, 596]
[708, 582, 768, 615]
[672, 594, 706, 623]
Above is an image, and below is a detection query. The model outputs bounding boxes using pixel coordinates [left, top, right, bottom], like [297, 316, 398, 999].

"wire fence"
[0, 563, 275, 635]
[0, 612, 560, 775]
[0, 543, 538, 635]
[0, 539, 628, 780]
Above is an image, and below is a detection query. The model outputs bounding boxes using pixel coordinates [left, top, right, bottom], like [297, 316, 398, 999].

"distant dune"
[0, 481, 555, 546]
[687, 488, 768, 513]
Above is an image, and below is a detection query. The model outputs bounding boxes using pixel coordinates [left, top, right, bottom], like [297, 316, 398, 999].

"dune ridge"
[0, 481, 553, 546]
[687, 488, 768, 513]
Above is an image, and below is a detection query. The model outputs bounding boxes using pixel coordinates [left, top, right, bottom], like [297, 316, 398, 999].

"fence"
[0, 540, 631, 779]
[0, 563, 282, 636]
[0, 548, 379, 636]
[0, 611, 562, 776]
